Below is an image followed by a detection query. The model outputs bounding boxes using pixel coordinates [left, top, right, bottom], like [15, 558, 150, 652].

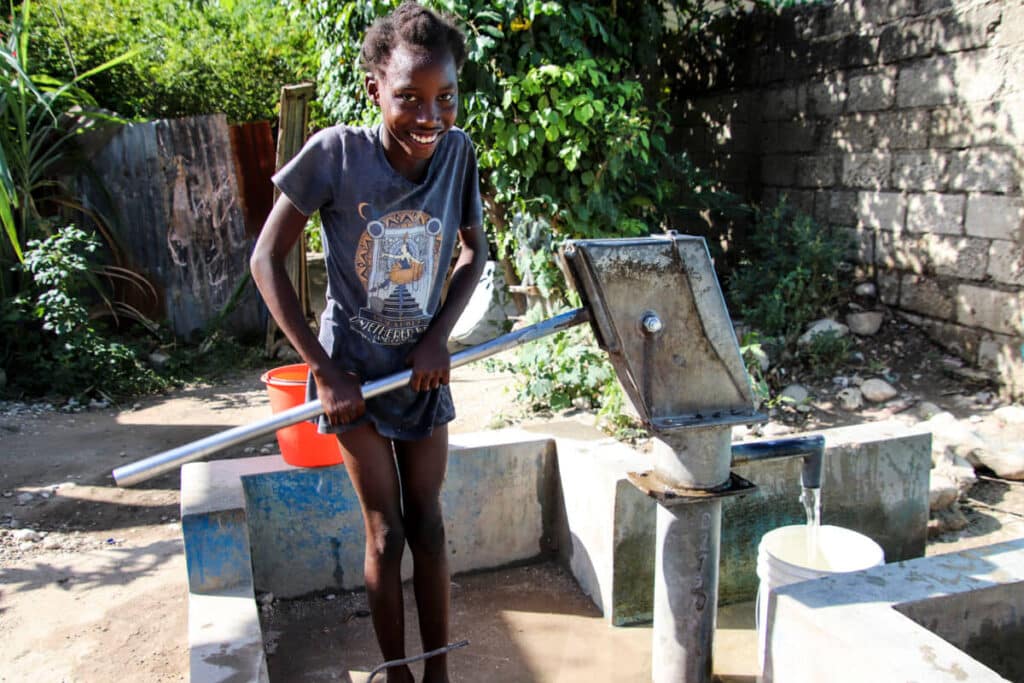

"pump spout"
[730, 434, 825, 489]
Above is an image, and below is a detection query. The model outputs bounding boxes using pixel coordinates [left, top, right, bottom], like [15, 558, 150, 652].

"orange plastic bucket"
[260, 363, 343, 467]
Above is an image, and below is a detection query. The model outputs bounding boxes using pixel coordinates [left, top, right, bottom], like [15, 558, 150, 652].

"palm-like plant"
[0, 0, 135, 295]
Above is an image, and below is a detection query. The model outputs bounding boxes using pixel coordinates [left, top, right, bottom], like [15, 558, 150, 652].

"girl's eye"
[399, 94, 417, 103]
[439, 93, 455, 103]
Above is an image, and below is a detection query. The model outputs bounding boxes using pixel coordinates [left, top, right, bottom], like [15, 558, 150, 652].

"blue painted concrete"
[181, 509, 253, 594]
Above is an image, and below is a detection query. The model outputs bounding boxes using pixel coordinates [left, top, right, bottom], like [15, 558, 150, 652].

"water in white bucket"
[756, 501, 884, 678]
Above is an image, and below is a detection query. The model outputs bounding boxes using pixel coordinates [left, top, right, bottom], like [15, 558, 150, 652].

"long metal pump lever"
[113, 307, 590, 487]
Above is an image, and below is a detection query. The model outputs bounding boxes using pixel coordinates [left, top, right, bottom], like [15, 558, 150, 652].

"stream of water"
[800, 486, 822, 566]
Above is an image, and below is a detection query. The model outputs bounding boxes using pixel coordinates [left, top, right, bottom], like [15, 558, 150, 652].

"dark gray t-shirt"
[273, 123, 483, 439]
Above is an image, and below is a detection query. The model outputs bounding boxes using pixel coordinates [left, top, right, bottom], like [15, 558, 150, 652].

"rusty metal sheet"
[229, 121, 276, 238]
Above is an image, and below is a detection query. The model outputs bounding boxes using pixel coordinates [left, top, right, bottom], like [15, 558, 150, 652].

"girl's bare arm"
[250, 196, 365, 424]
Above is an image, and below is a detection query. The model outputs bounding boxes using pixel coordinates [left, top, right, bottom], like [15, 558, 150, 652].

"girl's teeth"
[411, 132, 437, 144]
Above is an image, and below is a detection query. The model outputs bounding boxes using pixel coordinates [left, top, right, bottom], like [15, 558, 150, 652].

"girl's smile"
[366, 44, 458, 183]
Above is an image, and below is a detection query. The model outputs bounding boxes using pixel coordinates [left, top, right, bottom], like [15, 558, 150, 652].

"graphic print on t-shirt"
[351, 209, 443, 346]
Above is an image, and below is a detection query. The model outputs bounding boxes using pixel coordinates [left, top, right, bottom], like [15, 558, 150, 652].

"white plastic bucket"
[756, 525, 884, 675]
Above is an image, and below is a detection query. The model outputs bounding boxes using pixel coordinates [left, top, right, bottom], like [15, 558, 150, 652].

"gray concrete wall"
[676, 0, 1024, 397]
[764, 538, 1024, 682]
[556, 421, 931, 625]
[181, 430, 557, 598]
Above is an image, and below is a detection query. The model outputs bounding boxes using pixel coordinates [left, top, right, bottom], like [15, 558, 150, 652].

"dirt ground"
[1, 317, 1022, 682]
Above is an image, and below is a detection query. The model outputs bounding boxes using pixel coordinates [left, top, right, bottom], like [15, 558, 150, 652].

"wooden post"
[265, 82, 316, 358]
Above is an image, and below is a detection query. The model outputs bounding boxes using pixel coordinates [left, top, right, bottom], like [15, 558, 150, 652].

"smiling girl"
[250, 4, 487, 681]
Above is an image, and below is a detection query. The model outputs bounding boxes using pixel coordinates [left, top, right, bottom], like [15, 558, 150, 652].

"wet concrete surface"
[259, 560, 759, 682]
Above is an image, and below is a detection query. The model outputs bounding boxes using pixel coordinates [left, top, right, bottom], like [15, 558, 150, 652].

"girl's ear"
[365, 74, 380, 106]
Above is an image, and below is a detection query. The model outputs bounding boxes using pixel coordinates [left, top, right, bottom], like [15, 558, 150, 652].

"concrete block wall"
[676, 0, 1024, 397]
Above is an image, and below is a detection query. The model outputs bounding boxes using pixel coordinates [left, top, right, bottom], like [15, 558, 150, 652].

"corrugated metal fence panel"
[228, 121, 276, 238]
[84, 115, 261, 340]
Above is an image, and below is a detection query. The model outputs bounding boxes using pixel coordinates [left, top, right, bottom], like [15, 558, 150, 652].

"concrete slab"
[190, 585, 269, 683]
[764, 538, 1024, 682]
[555, 420, 931, 624]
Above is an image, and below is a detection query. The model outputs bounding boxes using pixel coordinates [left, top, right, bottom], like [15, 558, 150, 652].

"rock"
[258, 592, 275, 606]
[926, 412, 988, 466]
[798, 319, 849, 346]
[148, 350, 169, 370]
[917, 401, 943, 420]
[43, 536, 62, 550]
[933, 450, 977, 498]
[861, 378, 898, 403]
[929, 472, 959, 511]
[973, 445, 1024, 481]
[837, 387, 864, 411]
[832, 376, 850, 389]
[571, 396, 593, 411]
[934, 505, 969, 532]
[846, 310, 884, 336]
[854, 282, 877, 298]
[745, 346, 771, 373]
[762, 422, 793, 437]
[12, 528, 41, 543]
[15, 492, 33, 505]
[994, 405, 1024, 426]
[450, 261, 518, 347]
[780, 384, 809, 405]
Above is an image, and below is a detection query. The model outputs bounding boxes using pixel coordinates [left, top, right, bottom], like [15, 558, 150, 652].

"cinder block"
[843, 152, 892, 189]
[762, 155, 798, 187]
[806, 74, 847, 116]
[852, 0, 917, 25]
[956, 283, 1024, 335]
[857, 191, 907, 231]
[898, 311, 983, 361]
[843, 226, 875, 264]
[978, 336, 1024, 400]
[880, 18, 941, 62]
[917, 234, 990, 279]
[874, 110, 930, 149]
[874, 229, 898, 269]
[988, 240, 1024, 285]
[763, 87, 801, 121]
[877, 269, 901, 305]
[965, 194, 1024, 240]
[906, 192, 964, 235]
[892, 151, 949, 191]
[824, 190, 859, 226]
[777, 120, 818, 153]
[797, 155, 837, 188]
[955, 49, 1007, 103]
[897, 57, 957, 108]
[948, 148, 1018, 193]
[828, 115, 877, 151]
[846, 68, 896, 111]
[900, 274, 956, 319]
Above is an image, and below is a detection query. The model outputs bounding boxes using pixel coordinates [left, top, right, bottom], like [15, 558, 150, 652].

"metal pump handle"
[112, 308, 590, 487]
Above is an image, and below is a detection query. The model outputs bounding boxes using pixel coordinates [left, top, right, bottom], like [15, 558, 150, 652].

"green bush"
[1, 226, 168, 399]
[27, 0, 317, 123]
[728, 198, 850, 344]
[294, 0, 746, 298]
[489, 304, 617, 413]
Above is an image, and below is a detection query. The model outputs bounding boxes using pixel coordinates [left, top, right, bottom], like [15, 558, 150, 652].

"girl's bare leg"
[395, 425, 450, 683]
[339, 424, 414, 683]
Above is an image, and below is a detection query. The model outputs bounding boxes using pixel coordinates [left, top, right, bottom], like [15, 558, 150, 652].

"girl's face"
[366, 44, 458, 183]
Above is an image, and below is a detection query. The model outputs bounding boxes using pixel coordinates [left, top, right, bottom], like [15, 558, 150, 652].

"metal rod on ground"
[366, 640, 470, 683]
[112, 308, 590, 487]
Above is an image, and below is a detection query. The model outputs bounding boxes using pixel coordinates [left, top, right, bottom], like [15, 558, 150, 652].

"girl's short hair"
[361, 2, 468, 74]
